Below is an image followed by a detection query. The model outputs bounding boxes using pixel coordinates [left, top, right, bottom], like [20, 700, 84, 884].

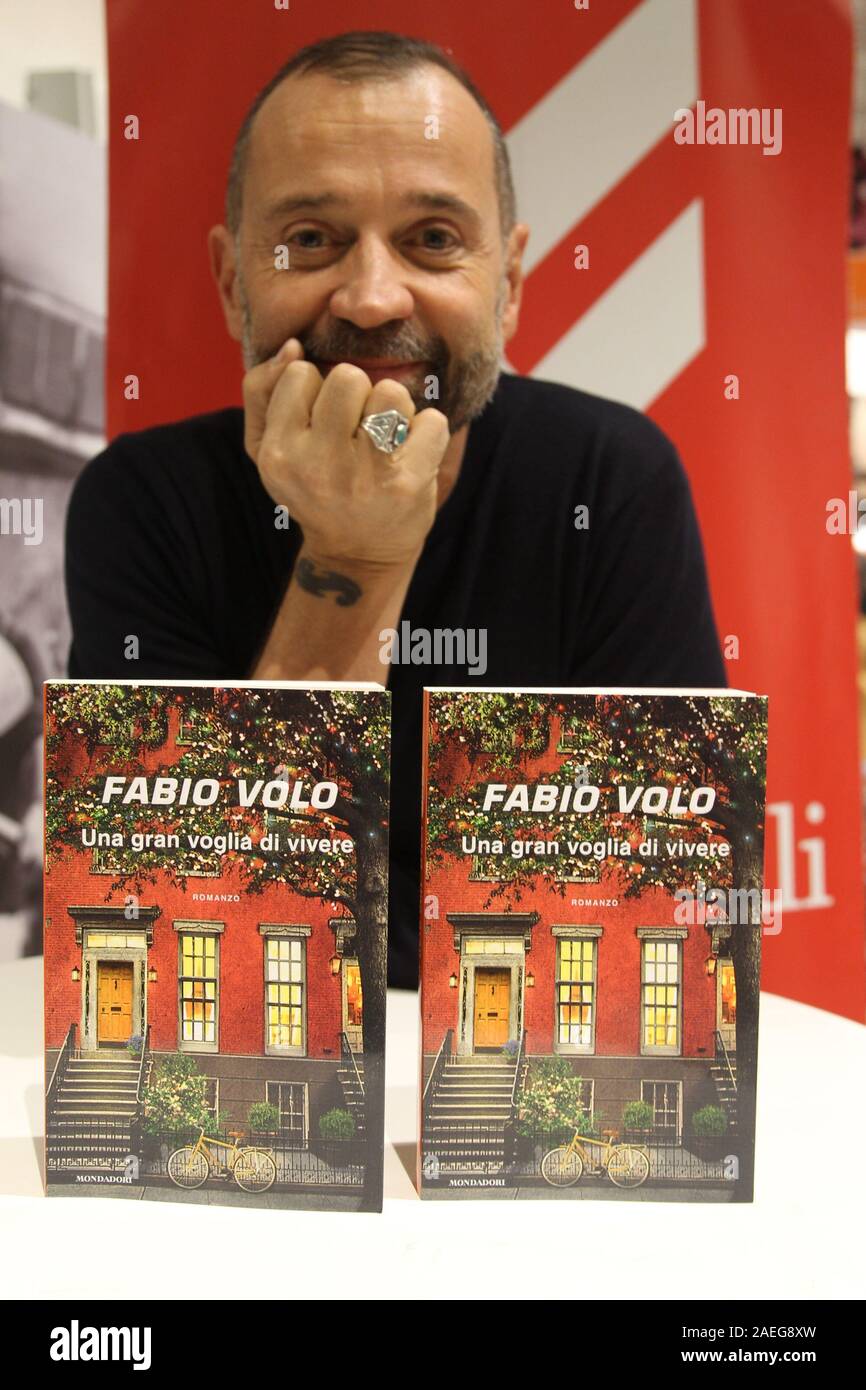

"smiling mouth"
[319, 358, 426, 381]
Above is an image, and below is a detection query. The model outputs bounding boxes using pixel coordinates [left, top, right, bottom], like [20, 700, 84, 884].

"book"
[418, 687, 768, 1202]
[43, 678, 390, 1212]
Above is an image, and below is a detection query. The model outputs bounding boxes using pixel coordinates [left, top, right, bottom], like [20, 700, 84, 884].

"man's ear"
[501, 222, 530, 345]
[207, 225, 244, 343]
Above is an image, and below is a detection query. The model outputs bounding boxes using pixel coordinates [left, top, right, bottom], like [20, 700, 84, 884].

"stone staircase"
[710, 1051, 738, 1130]
[337, 1054, 366, 1139]
[424, 1055, 520, 1166]
[47, 1053, 148, 1172]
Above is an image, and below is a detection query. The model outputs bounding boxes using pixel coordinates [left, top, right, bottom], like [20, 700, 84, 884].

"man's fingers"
[350, 379, 446, 481]
[262, 358, 326, 443]
[352, 379, 418, 459]
[242, 337, 305, 460]
[245, 337, 448, 506]
[399, 407, 451, 480]
[359, 379, 417, 422]
[309, 362, 383, 439]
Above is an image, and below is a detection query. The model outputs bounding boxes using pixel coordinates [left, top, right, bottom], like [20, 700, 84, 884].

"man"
[65, 30, 726, 989]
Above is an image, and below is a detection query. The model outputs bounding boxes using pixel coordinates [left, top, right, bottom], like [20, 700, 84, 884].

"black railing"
[424, 1119, 510, 1172]
[507, 1123, 738, 1183]
[46, 1022, 77, 1115]
[47, 1121, 368, 1186]
[422, 1028, 453, 1117]
[137, 1126, 367, 1187]
[135, 1025, 151, 1104]
[340, 1031, 365, 1097]
[510, 1030, 526, 1112]
[421, 1118, 739, 1187]
[714, 1030, 737, 1092]
[47, 1115, 136, 1172]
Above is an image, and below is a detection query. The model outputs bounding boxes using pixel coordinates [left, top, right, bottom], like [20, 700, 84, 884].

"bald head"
[225, 29, 516, 244]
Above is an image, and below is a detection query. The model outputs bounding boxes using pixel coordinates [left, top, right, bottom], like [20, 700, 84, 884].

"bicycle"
[167, 1128, 277, 1193]
[541, 1127, 650, 1188]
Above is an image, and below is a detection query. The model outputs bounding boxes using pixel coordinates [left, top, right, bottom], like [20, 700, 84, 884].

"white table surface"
[1, 956, 864, 1300]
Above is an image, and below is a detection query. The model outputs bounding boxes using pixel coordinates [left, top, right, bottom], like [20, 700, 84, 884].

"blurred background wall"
[0, 0, 105, 958]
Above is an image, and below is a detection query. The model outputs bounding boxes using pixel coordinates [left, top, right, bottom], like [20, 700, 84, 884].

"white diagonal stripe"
[532, 199, 705, 410]
[508, 0, 698, 274]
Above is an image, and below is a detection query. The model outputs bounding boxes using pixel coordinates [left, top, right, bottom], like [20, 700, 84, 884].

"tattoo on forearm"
[295, 558, 362, 607]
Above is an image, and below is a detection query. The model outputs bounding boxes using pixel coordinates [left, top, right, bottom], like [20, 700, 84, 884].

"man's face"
[215, 65, 527, 432]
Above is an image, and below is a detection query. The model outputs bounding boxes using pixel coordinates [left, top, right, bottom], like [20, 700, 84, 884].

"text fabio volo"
[99, 776, 337, 810]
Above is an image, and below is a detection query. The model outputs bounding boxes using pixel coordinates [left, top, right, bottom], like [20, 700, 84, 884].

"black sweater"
[65, 371, 727, 987]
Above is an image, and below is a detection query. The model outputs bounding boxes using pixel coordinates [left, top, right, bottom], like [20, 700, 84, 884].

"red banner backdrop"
[105, 0, 865, 1018]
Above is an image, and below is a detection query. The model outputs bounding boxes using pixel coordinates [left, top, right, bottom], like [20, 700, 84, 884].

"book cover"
[44, 679, 390, 1212]
[419, 688, 768, 1202]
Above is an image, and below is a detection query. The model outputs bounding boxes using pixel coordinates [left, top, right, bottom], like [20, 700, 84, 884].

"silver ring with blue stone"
[359, 409, 411, 455]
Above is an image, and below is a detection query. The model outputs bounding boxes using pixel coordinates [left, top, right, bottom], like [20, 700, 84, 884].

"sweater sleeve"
[571, 416, 728, 688]
[64, 438, 231, 679]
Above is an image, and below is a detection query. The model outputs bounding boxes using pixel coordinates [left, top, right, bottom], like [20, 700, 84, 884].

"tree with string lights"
[46, 681, 390, 1210]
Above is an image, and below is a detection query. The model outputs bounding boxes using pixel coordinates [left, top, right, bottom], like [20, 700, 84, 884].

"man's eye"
[288, 228, 330, 249]
[414, 227, 459, 252]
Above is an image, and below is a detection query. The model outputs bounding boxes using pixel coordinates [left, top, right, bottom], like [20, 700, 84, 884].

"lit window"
[719, 961, 736, 1025]
[179, 934, 218, 1046]
[265, 937, 305, 1051]
[556, 939, 595, 1051]
[85, 931, 147, 949]
[464, 937, 523, 954]
[641, 940, 680, 1054]
[345, 961, 363, 1028]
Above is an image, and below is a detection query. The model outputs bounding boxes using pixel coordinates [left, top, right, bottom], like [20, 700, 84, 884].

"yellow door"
[97, 962, 134, 1044]
[473, 969, 510, 1048]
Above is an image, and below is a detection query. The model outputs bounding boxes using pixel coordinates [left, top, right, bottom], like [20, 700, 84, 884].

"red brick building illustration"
[44, 682, 387, 1207]
[420, 691, 765, 1197]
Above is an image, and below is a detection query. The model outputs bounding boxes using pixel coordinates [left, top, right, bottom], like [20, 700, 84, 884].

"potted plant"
[315, 1107, 356, 1164]
[248, 1101, 280, 1139]
[622, 1099, 654, 1142]
[126, 1034, 143, 1059]
[501, 1039, 520, 1060]
[689, 1104, 729, 1161]
[319, 1107, 356, 1141]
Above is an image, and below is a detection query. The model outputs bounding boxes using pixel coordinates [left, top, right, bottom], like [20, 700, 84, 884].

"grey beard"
[238, 274, 506, 433]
